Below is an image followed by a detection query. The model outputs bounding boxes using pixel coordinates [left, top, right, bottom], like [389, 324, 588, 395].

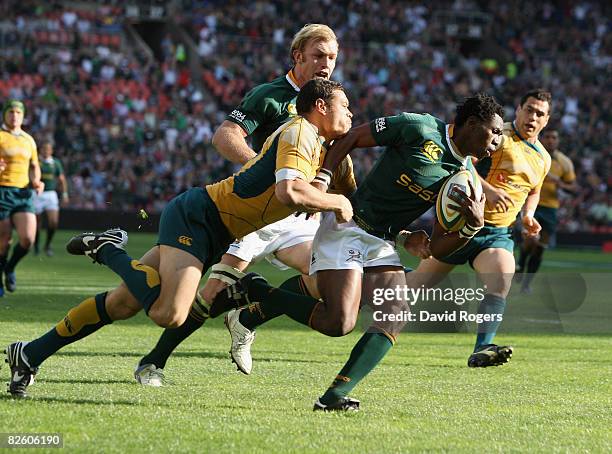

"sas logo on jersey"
[395, 173, 436, 202]
[229, 109, 246, 122]
[346, 249, 363, 263]
[287, 104, 297, 116]
[178, 236, 193, 246]
[421, 140, 442, 162]
[374, 117, 386, 132]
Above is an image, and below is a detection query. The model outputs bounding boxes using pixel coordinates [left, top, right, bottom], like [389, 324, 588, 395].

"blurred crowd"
[0, 0, 609, 232]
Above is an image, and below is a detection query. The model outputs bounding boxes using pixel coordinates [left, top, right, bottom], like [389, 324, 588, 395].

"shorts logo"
[346, 249, 362, 263]
[374, 117, 386, 132]
[229, 109, 246, 122]
[178, 236, 193, 246]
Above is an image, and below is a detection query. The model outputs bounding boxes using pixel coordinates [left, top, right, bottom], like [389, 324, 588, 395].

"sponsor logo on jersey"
[395, 173, 436, 202]
[374, 117, 386, 132]
[229, 109, 246, 122]
[178, 236, 193, 246]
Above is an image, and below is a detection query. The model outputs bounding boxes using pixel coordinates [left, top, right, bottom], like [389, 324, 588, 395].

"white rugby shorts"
[310, 211, 402, 274]
[226, 213, 319, 270]
[33, 191, 59, 214]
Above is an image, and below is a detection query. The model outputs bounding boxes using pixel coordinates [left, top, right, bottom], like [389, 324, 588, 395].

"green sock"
[6, 243, 29, 272]
[99, 245, 160, 313]
[139, 296, 210, 369]
[474, 294, 506, 351]
[320, 331, 393, 405]
[238, 275, 318, 330]
[23, 293, 112, 368]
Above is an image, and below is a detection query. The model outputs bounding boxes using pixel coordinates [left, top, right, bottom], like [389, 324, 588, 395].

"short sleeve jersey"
[206, 116, 324, 238]
[0, 126, 38, 188]
[476, 122, 551, 226]
[226, 71, 300, 153]
[351, 113, 475, 238]
[538, 150, 575, 209]
[40, 157, 64, 192]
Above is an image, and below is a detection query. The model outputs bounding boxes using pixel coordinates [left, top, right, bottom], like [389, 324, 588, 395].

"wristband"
[314, 168, 333, 188]
[523, 209, 535, 218]
[458, 223, 482, 239]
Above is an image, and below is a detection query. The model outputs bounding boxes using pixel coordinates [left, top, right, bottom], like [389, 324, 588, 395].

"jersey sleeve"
[369, 113, 427, 148]
[329, 155, 357, 195]
[561, 155, 576, 183]
[55, 158, 64, 176]
[29, 136, 38, 166]
[226, 86, 277, 136]
[275, 124, 319, 183]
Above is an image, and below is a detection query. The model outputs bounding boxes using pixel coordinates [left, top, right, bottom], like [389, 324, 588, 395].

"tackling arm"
[211, 121, 257, 165]
[275, 179, 352, 223]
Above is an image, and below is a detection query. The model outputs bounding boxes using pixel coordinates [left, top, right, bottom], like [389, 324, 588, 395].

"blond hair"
[290, 24, 337, 64]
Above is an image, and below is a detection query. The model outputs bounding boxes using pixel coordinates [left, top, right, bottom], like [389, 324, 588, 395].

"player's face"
[4, 107, 24, 129]
[541, 131, 559, 152]
[322, 89, 352, 139]
[468, 114, 504, 159]
[295, 39, 338, 80]
[515, 97, 550, 140]
[41, 143, 53, 158]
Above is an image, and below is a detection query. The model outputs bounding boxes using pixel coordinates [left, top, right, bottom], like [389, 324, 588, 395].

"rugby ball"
[436, 169, 483, 232]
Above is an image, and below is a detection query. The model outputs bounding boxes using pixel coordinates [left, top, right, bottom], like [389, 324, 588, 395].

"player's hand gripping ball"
[436, 169, 483, 232]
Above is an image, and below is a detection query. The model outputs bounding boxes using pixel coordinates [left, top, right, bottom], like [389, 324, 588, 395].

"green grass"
[1, 231, 611, 452]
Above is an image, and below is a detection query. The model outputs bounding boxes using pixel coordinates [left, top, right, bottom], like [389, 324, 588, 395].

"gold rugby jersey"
[0, 125, 38, 188]
[538, 150, 575, 209]
[476, 122, 551, 227]
[206, 116, 325, 238]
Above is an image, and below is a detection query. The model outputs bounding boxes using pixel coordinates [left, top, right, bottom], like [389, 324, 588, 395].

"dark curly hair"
[296, 79, 344, 115]
[455, 93, 504, 128]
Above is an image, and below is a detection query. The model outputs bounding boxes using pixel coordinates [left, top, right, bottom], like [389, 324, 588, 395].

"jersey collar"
[445, 124, 468, 166]
[512, 121, 544, 155]
[286, 70, 300, 92]
[1, 124, 24, 136]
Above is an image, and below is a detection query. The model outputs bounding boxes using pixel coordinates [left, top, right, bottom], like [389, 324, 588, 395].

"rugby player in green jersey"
[219, 93, 504, 410]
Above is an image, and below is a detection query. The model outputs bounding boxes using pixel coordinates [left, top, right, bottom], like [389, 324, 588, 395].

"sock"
[34, 230, 40, 253]
[517, 247, 528, 273]
[238, 275, 318, 330]
[23, 293, 112, 368]
[6, 244, 30, 272]
[45, 228, 56, 249]
[99, 245, 160, 313]
[523, 247, 543, 289]
[139, 294, 210, 369]
[474, 294, 506, 351]
[320, 330, 394, 405]
[0, 254, 6, 283]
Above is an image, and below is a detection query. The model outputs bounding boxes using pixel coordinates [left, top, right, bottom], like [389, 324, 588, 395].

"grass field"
[1, 231, 611, 452]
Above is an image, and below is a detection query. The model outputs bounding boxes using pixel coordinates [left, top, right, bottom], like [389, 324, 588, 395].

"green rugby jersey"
[40, 157, 64, 192]
[226, 71, 300, 153]
[351, 113, 475, 238]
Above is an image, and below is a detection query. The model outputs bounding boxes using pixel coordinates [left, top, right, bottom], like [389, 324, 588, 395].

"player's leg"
[521, 207, 555, 293]
[6, 247, 159, 397]
[0, 216, 11, 296]
[315, 267, 406, 411]
[405, 256, 456, 289]
[135, 252, 249, 382]
[469, 247, 515, 367]
[33, 213, 42, 255]
[44, 208, 59, 256]
[273, 240, 320, 298]
[5, 211, 36, 292]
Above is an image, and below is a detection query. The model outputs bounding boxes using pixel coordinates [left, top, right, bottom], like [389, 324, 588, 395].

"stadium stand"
[0, 0, 609, 234]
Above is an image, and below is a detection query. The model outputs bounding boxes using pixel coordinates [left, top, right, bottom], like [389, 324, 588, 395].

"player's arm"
[211, 121, 257, 165]
[478, 175, 514, 213]
[58, 174, 69, 203]
[520, 189, 542, 237]
[275, 179, 352, 223]
[29, 145, 44, 194]
[430, 180, 485, 259]
[315, 123, 377, 189]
